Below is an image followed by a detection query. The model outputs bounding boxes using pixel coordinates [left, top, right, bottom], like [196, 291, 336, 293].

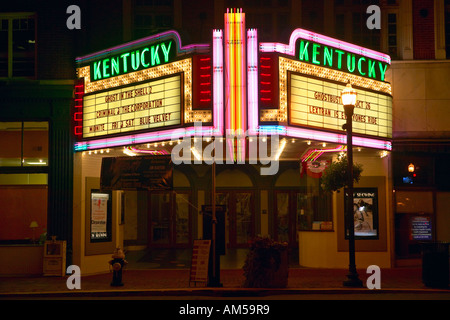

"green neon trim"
[161, 42, 172, 63]
[111, 57, 120, 76]
[141, 48, 150, 68]
[335, 49, 344, 69]
[312, 43, 321, 65]
[368, 60, 376, 78]
[358, 57, 366, 76]
[347, 54, 356, 73]
[379, 63, 388, 81]
[120, 52, 130, 73]
[151, 45, 160, 66]
[93, 61, 102, 80]
[299, 40, 309, 62]
[324, 46, 333, 67]
[131, 50, 140, 71]
[102, 58, 110, 78]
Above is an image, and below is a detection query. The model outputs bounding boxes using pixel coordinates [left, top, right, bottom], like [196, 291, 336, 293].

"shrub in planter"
[321, 156, 363, 193]
[242, 237, 289, 288]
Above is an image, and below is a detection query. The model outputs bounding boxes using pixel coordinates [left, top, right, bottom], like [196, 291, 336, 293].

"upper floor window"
[0, 121, 48, 167]
[0, 13, 36, 78]
[133, 0, 173, 39]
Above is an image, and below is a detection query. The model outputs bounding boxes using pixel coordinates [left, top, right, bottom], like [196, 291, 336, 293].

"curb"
[1, 287, 449, 299]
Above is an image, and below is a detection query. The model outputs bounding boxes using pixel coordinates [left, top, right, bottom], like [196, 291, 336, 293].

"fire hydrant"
[109, 247, 128, 286]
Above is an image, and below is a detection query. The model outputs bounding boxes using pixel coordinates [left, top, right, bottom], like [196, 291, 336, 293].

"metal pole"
[212, 156, 216, 281]
[343, 105, 363, 288]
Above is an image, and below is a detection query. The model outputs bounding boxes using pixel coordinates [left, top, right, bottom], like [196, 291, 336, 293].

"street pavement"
[1, 267, 449, 299]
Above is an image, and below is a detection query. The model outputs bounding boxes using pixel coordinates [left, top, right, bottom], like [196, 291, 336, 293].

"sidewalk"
[1, 267, 449, 298]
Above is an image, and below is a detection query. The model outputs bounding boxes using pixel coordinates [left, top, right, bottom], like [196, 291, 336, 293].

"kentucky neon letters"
[297, 40, 388, 82]
[91, 40, 175, 82]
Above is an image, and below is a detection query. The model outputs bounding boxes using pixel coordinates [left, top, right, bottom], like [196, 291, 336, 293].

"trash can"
[421, 242, 449, 288]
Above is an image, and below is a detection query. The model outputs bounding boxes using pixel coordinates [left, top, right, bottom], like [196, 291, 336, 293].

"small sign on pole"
[189, 240, 211, 287]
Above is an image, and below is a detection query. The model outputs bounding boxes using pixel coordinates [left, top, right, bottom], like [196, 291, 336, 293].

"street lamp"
[341, 82, 363, 287]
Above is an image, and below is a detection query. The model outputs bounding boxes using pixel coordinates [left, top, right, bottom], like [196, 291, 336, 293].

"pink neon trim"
[260, 28, 391, 64]
[282, 126, 392, 150]
[213, 29, 224, 137]
[247, 28, 259, 136]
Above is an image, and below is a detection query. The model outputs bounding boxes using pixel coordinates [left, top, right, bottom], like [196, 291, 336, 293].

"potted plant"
[320, 156, 363, 193]
[242, 236, 289, 288]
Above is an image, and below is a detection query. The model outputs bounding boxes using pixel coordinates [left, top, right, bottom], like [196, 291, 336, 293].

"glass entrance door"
[216, 191, 254, 248]
[148, 191, 191, 247]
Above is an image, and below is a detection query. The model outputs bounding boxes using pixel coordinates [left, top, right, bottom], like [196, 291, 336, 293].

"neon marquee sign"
[90, 40, 175, 82]
[260, 28, 391, 82]
[297, 40, 388, 82]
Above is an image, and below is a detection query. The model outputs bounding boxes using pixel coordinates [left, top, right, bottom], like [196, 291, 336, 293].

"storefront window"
[0, 173, 48, 244]
[297, 185, 332, 231]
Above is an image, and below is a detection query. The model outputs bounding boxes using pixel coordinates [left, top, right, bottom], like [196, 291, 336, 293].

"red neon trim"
[260, 90, 271, 93]
[200, 58, 211, 61]
[200, 74, 211, 77]
[200, 99, 211, 102]
[260, 82, 271, 85]
[200, 66, 211, 69]
[260, 73, 271, 76]
[200, 82, 211, 86]
[74, 112, 83, 121]
[260, 65, 271, 68]
[261, 98, 272, 101]
[74, 126, 82, 135]
[260, 57, 271, 60]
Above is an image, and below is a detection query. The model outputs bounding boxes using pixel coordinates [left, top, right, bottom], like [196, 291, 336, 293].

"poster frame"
[344, 187, 379, 240]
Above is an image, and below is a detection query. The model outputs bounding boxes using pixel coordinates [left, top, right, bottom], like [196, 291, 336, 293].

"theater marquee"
[289, 73, 392, 139]
[82, 74, 182, 138]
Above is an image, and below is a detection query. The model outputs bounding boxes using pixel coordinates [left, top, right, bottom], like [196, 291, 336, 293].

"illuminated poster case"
[345, 188, 379, 240]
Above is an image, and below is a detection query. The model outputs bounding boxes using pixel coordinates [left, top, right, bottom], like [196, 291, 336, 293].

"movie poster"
[345, 188, 379, 239]
[90, 191, 111, 241]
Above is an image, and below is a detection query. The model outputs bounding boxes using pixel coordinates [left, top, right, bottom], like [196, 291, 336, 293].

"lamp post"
[341, 82, 363, 288]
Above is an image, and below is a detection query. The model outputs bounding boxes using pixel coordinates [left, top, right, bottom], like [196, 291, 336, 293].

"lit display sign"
[82, 74, 182, 138]
[296, 40, 389, 82]
[89, 40, 175, 82]
[289, 73, 392, 139]
[345, 188, 379, 240]
[410, 216, 432, 241]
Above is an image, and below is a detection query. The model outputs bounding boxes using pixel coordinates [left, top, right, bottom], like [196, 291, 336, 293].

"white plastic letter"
[66, 265, 81, 290]
[66, 5, 81, 30]
[366, 5, 381, 30]
[366, 265, 381, 289]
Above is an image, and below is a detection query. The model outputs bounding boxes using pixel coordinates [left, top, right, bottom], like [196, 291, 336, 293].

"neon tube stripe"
[247, 28, 258, 136]
[255, 125, 391, 151]
[213, 29, 224, 137]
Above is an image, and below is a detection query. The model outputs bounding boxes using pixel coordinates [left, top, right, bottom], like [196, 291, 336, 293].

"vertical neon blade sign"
[213, 29, 224, 137]
[247, 28, 258, 136]
[225, 8, 247, 162]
